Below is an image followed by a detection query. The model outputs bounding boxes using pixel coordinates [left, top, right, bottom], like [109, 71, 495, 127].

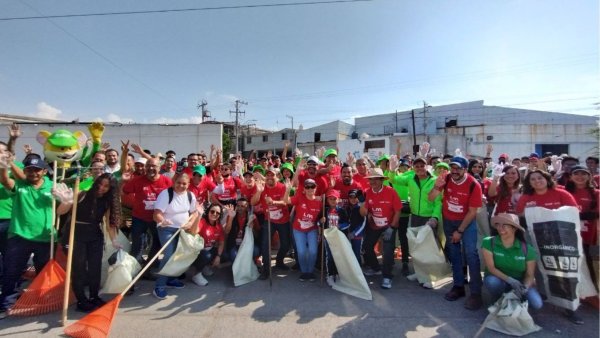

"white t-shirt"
[154, 189, 197, 228]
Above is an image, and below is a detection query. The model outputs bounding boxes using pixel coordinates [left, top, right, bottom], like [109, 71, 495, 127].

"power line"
[0, 0, 373, 21]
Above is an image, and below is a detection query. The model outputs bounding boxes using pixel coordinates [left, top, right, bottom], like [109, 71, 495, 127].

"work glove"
[52, 183, 74, 204]
[382, 227, 394, 241]
[506, 277, 527, 298]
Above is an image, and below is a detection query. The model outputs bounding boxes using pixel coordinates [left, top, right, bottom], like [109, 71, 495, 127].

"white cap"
[135, 157, 147, 165]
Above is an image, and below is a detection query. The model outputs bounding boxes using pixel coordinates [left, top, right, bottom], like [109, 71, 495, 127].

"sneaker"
[381, 278, 392, 289]
[275, 262, 290, 271]
[166, 279, 185, 289]
[401, 263, 410, 276]
[444, 286, 466, 301]
[464, 294, 483, 310]
[192, 272, 208, 286]
[308, 273, 317, 282]
[564, 310, 584, 325]
[153, 287, 167, 300]
[202, 266, 214, 277]
[363, 268, 382, 276]
[76, 300, 97, 312]
[299, 273, 309, 282]
[326, 275, 336, 287]
[89, 296, 106, 308]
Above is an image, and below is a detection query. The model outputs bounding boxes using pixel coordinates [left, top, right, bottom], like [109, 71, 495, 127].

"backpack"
[167, 187, 193, 205]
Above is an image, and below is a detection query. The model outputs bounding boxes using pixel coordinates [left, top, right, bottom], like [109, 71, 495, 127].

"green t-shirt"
[481, 236, 536, 279]
[0, 161, 24, 219]
[8, 176, 56, 242]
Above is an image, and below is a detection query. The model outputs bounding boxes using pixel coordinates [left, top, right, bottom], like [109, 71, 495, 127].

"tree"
[222, 131, 232, 159]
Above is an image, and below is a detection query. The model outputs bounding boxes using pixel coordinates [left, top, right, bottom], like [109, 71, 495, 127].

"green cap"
[281, 162, 295, 174]
[324, 149, 337, 158]
[252, 165, 266, 175]
[435, 162, 450, 170]
[47, 129, 78, 148]
[376, 154, 390, 164]
[192, 165, 206, 176]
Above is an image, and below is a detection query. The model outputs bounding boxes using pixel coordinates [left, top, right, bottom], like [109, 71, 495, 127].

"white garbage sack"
[158, 230, 204, 277]
[100, 226, 131, 287]
[406, 225, 451, 286]
[525, 206, 598, 311]
[232, 226, 260, 287]
[482, 291, 541, 336]
[324, 227, 372, 300]
[101, 249, 141, 294]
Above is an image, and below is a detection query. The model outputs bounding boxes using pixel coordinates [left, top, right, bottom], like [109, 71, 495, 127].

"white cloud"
[35, 102, 63, 120]
[151, 116, 203, 124]
[105, 113, 135, 124]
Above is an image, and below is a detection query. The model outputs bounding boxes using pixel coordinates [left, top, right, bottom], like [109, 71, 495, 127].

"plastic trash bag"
[158, 230, 204, 277]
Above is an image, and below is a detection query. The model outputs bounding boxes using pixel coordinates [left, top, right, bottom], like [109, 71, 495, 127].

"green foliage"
[222, 131, 232, 158]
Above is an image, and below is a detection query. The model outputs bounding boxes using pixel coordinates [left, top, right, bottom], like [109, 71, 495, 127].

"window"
[364, 140, 385, 152]
[263, 135, 268, 142]
[247, 137, 252, 144]
[282, 133, 287, 140]
[314, 132, 321, 142]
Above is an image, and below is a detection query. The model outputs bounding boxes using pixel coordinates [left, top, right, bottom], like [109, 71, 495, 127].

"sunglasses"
[209, 210, 221, 216]
[304, 185, 316, 189]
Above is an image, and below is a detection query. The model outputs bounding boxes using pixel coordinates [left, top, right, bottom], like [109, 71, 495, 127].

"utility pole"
[286, 114, 296, 150]
[197, 100, 211, 123]
[411, 109, 418, 157]
[394, 110, 398, 133]
[230, 99, 247, 154]
[423, 100, 431, 142]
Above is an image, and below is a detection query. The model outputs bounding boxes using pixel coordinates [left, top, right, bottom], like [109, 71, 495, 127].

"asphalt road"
[0, 260, 598, 338]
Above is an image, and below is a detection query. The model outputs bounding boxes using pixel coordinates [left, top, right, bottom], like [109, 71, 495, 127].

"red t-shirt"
[206, 176, 242, 201]
[188, 177, 211, 205]
[493, 186, 522, 216]
[198, 218, 224, 249]
[363, 186, 402, 230]
[571, 187, 599, 245]
[353, 173, 370, 190]
[515, 188, 578, 215]
[318, 163, 342, 182]
[122, 175, 172, 222]
[333, 179, 364, 208]
[261, 183, 290, 224]
[296, 170, 329, 196]
[442, 175, 483, 221]
[290, 194, 322, 232]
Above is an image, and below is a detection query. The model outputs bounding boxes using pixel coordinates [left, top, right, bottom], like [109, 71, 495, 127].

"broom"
[64, 226, 185, 338]
[62, 171, 81, 325]
[9, 161, 76, 316]
[320, 193, 326, 286]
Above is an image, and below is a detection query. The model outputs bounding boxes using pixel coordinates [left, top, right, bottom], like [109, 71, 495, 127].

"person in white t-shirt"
[152, 174, 199, 300]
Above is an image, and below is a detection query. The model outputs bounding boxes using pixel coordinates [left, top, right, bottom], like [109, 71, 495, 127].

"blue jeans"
[293, 229, 318, 274]
[350, 238, 363, 266]
[1, 235, 51, 308]
[443, 219, 482, 294]
[130, 217, 160, 264]
[484, 275, 543, 310]
[155, 226, 180, 288]
[194, 247, 218, 271]
[363, 227, 397, 279]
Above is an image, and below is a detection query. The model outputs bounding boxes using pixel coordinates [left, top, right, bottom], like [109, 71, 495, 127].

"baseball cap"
[135, 157, 147, 165]
[399, 159, 410, 167]
[499, 153, 509, 159]
[192, 165, 206, 176]
[23, 156, 47, 170]
[529, 152, 540, 159]
[435, 162, 450, 170]
[412, 157, 427, 165]
[304, 178, 317, 187]
[252, 165, 266, 175]
[449, 156, 468, 169]
[570, 165, 590, 175]
[307, 156, 320, 164]
[348, 189, 361, 198]
[326, 189, 340, 199]
[47, 129, 78, 148]
[324, 149, 337, 158]
[377, 154, 390, 164]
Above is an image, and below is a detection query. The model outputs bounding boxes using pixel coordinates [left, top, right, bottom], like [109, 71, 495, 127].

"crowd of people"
[0, 125, 597, 327]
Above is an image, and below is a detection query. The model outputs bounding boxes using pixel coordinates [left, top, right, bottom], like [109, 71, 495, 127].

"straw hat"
[491, 213, 525, 232]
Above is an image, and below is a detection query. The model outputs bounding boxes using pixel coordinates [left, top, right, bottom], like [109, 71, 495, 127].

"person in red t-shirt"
[317, 148, 342, 183]
[359, 168, 402, 290]
[252, 168, 292, 280]
[352, 158, 370, 189]
[122, 157, 172, 265]
[191, 204, 228, 286]
[515, 170, 578, 215]
[429, 156, 483, 310]
[566, 165, 599, 289]
[208, 163, 242, 207]
[285, 178, 322, 282]
[333, 164, 364, 209]
[294, 156, 329, 196]
[488, 165, 522, 217]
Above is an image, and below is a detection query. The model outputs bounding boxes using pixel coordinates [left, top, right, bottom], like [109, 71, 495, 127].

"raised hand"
[88, 122, 105, 141]
[120, 140, 130, 153]
[8, 123, 21, 138]
[131, 143, 144, 155]
[101, 142, 111, 151]
[22, 144, 32, 155]
[52, 183, 74, 204]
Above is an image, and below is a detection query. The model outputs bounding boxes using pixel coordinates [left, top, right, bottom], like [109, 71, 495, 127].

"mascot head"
[36, 129, 87, 168]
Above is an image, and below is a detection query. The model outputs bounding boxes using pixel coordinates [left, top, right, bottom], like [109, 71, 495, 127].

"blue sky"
[0, 0, 598, 129]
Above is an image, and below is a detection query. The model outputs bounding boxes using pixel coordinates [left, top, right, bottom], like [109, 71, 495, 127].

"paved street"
[0, 259, 598, 338]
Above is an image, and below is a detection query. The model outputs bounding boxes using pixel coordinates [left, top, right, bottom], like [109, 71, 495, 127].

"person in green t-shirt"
[0, 153, 72, 318]
[481, 213, 542, 310]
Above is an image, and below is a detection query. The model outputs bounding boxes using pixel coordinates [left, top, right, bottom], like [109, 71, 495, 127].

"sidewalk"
[0, 262, 598, 337]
